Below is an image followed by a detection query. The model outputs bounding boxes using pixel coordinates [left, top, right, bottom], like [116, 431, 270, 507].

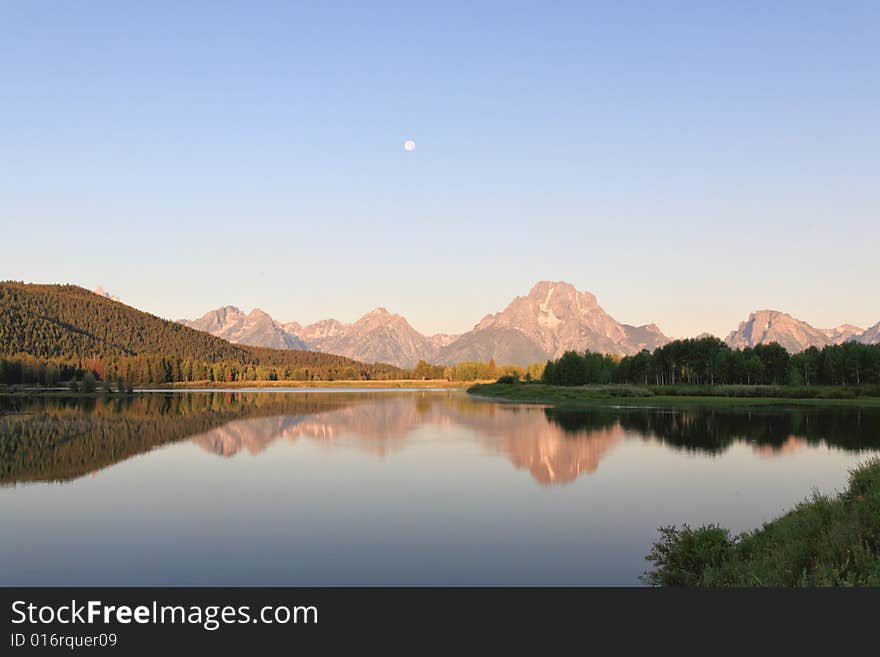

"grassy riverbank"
[643, 459, 880, 586]
[467, 382, 880, 407]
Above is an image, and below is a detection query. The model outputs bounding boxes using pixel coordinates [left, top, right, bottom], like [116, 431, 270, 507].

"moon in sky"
[403, 139, 416, 152]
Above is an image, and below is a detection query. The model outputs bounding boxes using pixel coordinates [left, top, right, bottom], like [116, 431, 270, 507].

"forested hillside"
[0, 282, 406, 384]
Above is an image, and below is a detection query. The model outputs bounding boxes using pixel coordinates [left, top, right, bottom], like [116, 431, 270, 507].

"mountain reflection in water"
[2, 391, 879, 486]
[187, 397, 623, 483]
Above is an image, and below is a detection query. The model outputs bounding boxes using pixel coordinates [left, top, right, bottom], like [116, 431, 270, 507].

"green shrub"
[642, 525, 733, 586]
[846, 458, 880, 500]
[644, 459, 880, 586]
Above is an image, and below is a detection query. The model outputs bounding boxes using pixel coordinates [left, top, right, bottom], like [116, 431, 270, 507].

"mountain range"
[178, 281, 880, 368]
[181, 281, 671, 368]
[178, 305, 308, 351]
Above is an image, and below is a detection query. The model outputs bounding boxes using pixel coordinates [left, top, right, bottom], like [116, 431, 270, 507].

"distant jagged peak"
[445, 280, 669, 365]
[428, 333, 459, 348]
[859, 321, 880, 344]
[283, 321, 304, 335]
[92, 285, 121, 302]
[303, 317, 343, 331]
[357, 306, 394, 321]
[298, 318, 345, 342]
[195, 305, 243, 319]
[478, 280, 601, 330]
[179, 303, 307, 350]
[527, 280, 599, 307]
[493, 280, 620, 332]
[725, 308, 867, 352]
[824, 323, 865, 341]
[187, 305, 245, 328]
[745, 308, 793, 323]
[832, 323, 864, 334]
[352, 307, 415, 330]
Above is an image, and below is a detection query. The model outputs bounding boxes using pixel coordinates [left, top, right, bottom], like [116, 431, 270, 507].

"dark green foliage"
[495, 374, 519, 384]
[469, 383, 657, 404]
[643, 459, 880, 586]
[541, 350, 617, 385]
[81, 371, 97, 393]
[642, 525, 734, 586]
[0, 282, 407, 384]
[845, 461, 880, 501]
[640, 384, 880, 399]
[538, 334, 880, 388]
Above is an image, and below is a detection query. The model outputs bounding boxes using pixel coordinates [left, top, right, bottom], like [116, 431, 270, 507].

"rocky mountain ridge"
[180, 281, 671, 367]
[724, 310, 871, 353]
[177, 282, 880, 367]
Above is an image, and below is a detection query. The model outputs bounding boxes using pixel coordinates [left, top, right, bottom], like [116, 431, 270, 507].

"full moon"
[403, 139, 416, 152]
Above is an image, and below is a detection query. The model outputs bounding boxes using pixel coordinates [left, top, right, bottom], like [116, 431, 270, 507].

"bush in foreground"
[643, 458, 880, 586]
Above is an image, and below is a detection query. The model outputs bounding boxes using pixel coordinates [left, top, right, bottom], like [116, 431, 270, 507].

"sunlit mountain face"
[178, 283, 880, 368]
[177, 281, 671, 368]
[3, 392, 879, 487]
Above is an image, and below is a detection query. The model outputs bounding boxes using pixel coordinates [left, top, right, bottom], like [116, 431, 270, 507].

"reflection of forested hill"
[0, 393, 360, 484]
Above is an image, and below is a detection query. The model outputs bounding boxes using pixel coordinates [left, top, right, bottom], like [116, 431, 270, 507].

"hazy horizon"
[3, 3, 878, 337]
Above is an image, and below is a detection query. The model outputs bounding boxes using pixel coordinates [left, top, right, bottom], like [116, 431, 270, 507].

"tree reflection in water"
[2, 392, 879, 486]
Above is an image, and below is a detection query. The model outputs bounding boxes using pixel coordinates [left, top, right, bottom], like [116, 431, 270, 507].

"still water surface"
[2, 390, 878, 585]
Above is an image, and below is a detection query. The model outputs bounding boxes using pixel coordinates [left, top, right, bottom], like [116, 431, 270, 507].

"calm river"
[2, 390, 878, 585]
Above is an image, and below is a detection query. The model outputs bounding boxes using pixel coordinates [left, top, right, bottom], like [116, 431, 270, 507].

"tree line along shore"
[467, 337, 880, 406]
[0, 353, 521, 391]
[538, 336, 880, 388]
[4, 339, 880, 395]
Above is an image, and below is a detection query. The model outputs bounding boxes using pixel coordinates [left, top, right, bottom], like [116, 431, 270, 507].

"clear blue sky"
[2, 1, 878, 338]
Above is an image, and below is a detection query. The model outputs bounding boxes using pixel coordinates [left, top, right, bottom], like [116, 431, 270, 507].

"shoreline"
[467, 383, 880, 408]
[0, 379, 490, 397]
[156, 379, 484, 389]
